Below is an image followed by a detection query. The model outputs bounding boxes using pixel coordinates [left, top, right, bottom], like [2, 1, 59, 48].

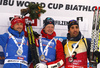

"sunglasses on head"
[69, 20, 77, 25]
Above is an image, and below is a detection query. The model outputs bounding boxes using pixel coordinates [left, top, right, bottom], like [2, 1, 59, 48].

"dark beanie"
[43, 17, 55, 28]
[68, 20, 79, 30]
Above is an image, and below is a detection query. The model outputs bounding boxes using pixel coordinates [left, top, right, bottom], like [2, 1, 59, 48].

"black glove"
[93, 51, 100, 57]
[94, 51, 100, 62]
[33, 31, 40, 38]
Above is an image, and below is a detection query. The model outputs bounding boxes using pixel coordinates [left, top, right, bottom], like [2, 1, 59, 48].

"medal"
[8, 32, 25, 56]
[40, 55, 45, 61]
[17, 49, 23, 56]
[68, 56, 73, 63]
[39, 36, 54, 61]
[67, 39, 81, 63]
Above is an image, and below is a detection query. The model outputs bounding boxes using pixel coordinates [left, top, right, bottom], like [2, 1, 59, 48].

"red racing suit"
[62, 32, 91, 68]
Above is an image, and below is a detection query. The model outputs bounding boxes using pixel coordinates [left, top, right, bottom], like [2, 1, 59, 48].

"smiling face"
[68, 25, 79, 37]
[43, 24, 54, 35]
[13, 23, 23, 33]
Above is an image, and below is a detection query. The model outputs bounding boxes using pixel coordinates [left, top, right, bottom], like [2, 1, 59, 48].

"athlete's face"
[13, 23, 23, 33]
[43, 24, 54, 35]
[68, 25, 79, 37]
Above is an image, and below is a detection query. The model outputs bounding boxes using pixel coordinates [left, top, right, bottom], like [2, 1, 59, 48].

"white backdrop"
[0, 0, 100, 37]
[0, 0, 100, 68]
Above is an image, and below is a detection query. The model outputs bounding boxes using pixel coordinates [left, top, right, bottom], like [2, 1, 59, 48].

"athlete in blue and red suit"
[30, 17, 65, 68]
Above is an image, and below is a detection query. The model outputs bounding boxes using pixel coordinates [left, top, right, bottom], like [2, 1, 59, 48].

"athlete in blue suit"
[0, 16, 29, 68]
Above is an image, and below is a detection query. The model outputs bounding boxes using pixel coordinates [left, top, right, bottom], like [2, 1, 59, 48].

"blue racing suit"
[0, 27, 29, 68]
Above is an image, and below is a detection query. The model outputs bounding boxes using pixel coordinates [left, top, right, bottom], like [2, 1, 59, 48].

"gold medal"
[16, 49, 23, 56]
[40, 55, 45, 61]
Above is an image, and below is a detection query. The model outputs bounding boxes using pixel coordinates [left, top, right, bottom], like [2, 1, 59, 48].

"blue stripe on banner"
[54, 36, 91, 42]
[54, 36, 67, 42]
[0, 52, 4, 64]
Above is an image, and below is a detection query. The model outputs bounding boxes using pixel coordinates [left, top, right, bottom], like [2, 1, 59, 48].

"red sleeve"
[35, 38, 39, 47]
[46, 40, 65, 68]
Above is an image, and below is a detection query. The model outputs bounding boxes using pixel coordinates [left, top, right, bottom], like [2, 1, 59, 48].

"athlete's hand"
[34, 63, 47, 68]
[94, 51, 100, 57]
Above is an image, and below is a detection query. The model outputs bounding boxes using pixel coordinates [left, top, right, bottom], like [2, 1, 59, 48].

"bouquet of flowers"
[21, 2, 46, 19]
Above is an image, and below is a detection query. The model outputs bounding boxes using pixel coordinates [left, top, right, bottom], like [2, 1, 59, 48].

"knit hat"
[11, 16, 24, 28]
[68, 20, 79, 30]
[43, 17, 55, 28]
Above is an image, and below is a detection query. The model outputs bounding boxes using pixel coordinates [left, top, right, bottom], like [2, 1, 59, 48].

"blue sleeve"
[28, 46, 32, 64]
[0, 33, 9, 48]
[86, 39, 91, 59]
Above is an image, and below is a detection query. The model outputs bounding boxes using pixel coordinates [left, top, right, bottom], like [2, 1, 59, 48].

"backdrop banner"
[0, 0, 100, 68]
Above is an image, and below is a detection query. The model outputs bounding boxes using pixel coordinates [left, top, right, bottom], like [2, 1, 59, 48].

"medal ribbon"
[39, 36, 54, 56]
[8, 32, 25, 54]
[67, 36, 83, 57]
